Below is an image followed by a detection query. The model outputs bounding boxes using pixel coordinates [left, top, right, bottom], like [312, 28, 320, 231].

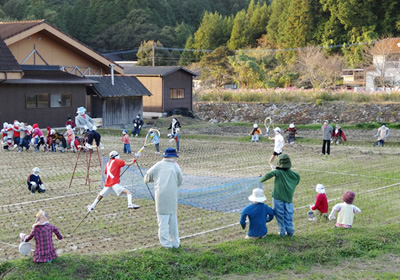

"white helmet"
[66, 125, 72, 130]
[109, 151, 119, 159]
[32, 167, 40, 174]
[50, 129, 55, 135]
[3, 122, 8, 128]
[274, 127, 281, 133]
[253, 124, 258, 128]
[289, 123, 295, 128]
[7, 124, 12, 129]
[14, 121, 20, 127]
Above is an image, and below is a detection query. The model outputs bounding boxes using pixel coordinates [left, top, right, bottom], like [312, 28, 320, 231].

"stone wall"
[193, 102, 400, 124]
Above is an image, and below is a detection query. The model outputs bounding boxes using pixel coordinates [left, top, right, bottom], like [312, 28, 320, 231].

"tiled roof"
[124, 66, 197, 77]
[373, 37, 400, 55]
[2, 69, 98, 84]
[0, 37, 22, 72]
[0, 20, 45, 40]
[0, 20, 124, 74]
[89, 76, 152, 97]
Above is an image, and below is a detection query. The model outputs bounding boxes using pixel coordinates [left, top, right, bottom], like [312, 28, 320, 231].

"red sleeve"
[342, 132, 346, 141]
[118, 159, 126, 167]
[312, 194, 322, 210]
[104, 164, 108, 175]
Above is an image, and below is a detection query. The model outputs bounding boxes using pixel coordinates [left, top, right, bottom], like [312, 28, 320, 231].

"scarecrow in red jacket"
[331, 124, 346, 145]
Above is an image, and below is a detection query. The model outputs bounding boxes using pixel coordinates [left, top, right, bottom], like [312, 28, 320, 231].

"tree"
[199, 46, 234, 101]
[230, 52, 266, 88]
[137, 40, 172, 66]
[228, 0, 270, 50]
[180, 35, 196, 66]
[296, 46, 343, 89]
[190, 11, 233, 57]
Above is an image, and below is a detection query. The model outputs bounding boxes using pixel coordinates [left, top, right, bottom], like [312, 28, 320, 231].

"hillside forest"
[1, 0, 400, 88]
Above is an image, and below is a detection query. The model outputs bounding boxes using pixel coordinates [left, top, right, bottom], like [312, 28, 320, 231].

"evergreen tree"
[191, 11, 233, 57]
[137, 40, 172, 66]
[199, 46, 235, 92]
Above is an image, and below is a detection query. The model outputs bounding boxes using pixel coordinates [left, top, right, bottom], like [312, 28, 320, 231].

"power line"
[101, 41, 375, 56]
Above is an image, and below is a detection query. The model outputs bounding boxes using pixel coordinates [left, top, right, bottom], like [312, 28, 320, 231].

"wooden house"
[0, 20, 150, 127]
[123, 66, 196, 116]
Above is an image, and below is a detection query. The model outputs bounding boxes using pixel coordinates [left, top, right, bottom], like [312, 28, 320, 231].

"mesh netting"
[102, 156, 262, 213]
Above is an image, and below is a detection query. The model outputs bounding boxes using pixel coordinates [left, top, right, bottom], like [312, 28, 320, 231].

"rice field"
[0, 132, 399, 261]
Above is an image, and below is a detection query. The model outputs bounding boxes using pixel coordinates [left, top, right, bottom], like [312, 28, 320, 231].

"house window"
[170, 88, 184, 99]
[50, 93, 72, 108]
[26, 93, 49, 108]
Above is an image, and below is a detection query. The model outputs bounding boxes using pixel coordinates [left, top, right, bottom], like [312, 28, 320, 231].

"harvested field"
[0, 132, 399, 261]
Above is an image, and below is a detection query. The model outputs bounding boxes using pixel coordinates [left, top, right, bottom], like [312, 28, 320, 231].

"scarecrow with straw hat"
[260, 154, 300, 237]
[240, 188, 274, 239]
[87, 151, 140, 211]
[19, 210, 63, 262]
[329, 191, 361, 228]
[144, 148, 183, 248]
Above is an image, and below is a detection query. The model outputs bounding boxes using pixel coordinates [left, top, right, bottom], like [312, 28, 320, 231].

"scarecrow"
[87, 151, 139, 211]
[75, 106, 104, 150]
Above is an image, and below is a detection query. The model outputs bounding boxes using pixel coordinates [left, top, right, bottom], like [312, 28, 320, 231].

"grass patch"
[1, 225, 398, 280]
[195, 89, 400, 103]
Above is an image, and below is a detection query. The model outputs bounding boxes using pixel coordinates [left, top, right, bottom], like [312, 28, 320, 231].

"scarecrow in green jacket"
[260, 154, 300, 237]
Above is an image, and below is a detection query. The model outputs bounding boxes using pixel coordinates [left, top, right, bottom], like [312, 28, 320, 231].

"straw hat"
[248, 188, 266, 203]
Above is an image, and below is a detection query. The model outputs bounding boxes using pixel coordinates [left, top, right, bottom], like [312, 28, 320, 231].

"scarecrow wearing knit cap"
[260, 154, 300, 237]
[329, 191, 361, 228]
[307, 184, 328, 221]
[20, 210, 63, 262]
[240, 188, 274, 239]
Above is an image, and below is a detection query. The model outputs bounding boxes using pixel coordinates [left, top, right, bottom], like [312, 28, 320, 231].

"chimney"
[109, 64, 115, 85]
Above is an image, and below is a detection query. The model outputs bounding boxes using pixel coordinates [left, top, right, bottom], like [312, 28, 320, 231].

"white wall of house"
[365, 55, 400, 91]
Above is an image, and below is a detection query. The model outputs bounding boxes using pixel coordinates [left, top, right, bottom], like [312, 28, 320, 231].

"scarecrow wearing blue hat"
[144, 148, 183, 248]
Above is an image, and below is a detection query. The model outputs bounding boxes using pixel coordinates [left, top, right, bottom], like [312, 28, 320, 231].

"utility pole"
[152, 42, 155, 67]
